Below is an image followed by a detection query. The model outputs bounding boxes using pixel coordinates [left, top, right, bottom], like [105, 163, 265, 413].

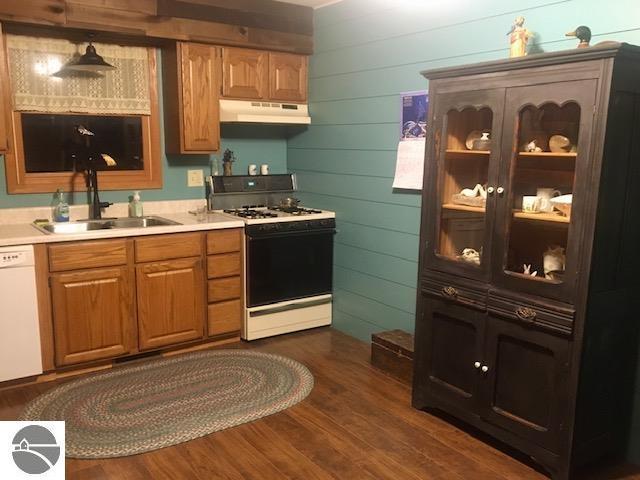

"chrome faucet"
[75, 125, 114, 220]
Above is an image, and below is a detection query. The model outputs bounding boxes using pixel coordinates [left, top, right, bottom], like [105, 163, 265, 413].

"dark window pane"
[21, 113, 144, 173]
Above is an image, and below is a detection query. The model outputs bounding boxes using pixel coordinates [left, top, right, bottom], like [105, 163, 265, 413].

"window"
[2, 38, 161, 194]
[21, 113, 143, 173]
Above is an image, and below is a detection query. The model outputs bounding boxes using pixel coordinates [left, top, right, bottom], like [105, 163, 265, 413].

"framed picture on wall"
[400, 90, 428, 140]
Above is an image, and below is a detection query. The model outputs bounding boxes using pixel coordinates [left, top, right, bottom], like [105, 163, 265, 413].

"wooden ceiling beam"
[0, 0, 313, 54]
[156, 0, 313, 36]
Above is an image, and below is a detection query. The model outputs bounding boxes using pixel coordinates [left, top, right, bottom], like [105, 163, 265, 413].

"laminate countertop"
[0, 212, 244, 248]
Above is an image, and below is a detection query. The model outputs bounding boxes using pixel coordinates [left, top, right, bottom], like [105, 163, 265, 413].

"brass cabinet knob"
[496, 186, 505, 195]
[441, 286, 459, 298]
[474, 361, 481, 369]
[481, 365, 489, 373]
[487, 186, 495, 195]
[515, 306, 537, 322]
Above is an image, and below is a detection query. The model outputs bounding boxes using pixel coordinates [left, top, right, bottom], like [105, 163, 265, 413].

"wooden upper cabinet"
[51, 267, 135, 366]
[163, 42, 220, 154]
[222, 47, 268, 100]
[269, 52, 308, 102]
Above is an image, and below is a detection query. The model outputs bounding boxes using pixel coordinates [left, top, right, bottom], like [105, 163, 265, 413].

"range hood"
[219, 99, 311, 125]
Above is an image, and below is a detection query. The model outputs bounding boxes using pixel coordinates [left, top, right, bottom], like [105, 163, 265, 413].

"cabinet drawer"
[135, 232, 202, 263]
[421, 273, 487, 310]
[488, 289, 575, 336]
[208, 276, 241, 302]
[49, 239, 128, 272]
[208, 299, 242, 335]
[207, 252, 241, 278]
[207, 228, 242, 254]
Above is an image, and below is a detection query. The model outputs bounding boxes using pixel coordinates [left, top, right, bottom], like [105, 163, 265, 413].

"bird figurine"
[566, 25, 592, 48]
[76, 125, 94, 136]
[507, 16, 532, 57]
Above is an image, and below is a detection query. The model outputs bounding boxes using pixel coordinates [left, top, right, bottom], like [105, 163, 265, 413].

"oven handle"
[247, 228, 336, 240]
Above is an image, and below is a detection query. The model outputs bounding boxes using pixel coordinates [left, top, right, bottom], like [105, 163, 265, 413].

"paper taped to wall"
[392, 140, 425, 190]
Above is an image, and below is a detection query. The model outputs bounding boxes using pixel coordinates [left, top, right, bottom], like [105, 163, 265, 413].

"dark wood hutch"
[412, 43, 640, 479]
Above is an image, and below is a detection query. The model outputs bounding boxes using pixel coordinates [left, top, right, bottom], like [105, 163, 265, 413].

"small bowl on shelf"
[465, 130, 489, 150]
[549, 194, 572, 217]
[549, 134, 574, 153]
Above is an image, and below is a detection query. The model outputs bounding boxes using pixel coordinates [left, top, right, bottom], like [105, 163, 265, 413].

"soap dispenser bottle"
[128, 191, 144, 218]
[53, 188, 70, 222]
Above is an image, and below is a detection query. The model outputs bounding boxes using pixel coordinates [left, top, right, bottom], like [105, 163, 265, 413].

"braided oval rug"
[20, 350, 314, 459]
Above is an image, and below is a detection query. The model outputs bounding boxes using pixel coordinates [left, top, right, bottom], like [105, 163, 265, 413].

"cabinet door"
[222, 47, 268, 100]
[423, 88, 505, 281]
[413, 296, 485, 414]
[479, 316, 570, 452]
[268, 53, 307, 102]
[492, 80, 598, 302]
[0, 23, 8, 152]
[179, 42, 220, 152]
[51, 267, 135, 366]
[136, 258, 205, 350]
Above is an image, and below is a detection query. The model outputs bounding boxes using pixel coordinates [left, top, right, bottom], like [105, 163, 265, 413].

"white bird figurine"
[460, 183, 487, 198]
[76, 125, 95, 136]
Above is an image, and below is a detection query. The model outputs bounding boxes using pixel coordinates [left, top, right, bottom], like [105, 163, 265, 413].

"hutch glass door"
[426, 89, 505, 280]
[493, 80, 598, 301]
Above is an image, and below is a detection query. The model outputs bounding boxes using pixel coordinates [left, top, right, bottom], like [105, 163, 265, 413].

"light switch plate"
[187, 169, 204, 187]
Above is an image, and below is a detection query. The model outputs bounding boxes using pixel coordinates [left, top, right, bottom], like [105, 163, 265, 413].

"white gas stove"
[208, 174, 335, 341]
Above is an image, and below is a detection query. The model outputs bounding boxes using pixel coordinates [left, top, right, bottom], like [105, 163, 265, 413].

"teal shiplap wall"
[0, 51, 287, 209]
[289, 0, 640, 461]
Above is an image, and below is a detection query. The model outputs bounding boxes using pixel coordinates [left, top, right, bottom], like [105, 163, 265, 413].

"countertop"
[0, 212, 244, 248]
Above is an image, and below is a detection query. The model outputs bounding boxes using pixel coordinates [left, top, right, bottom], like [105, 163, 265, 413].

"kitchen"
[1, 1, 640, 479]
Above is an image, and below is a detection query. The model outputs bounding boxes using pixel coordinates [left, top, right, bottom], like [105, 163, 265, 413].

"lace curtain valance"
[6, 35, 151, 115]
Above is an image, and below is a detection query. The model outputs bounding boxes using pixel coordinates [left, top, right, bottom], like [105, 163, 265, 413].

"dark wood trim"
[421, 42, 640, 80]
[0, 0, 313, 54]
[156, 0, 313, 36]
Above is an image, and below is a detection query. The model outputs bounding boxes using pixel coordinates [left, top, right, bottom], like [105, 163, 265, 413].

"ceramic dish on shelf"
[465, 130, 483, 150]
[549, 134, 573, 153]
[549, 194, 572, 217]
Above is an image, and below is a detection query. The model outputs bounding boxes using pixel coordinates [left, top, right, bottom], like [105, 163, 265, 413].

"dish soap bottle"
[128, 191, 144, 218]
[53, 189, 70, 222]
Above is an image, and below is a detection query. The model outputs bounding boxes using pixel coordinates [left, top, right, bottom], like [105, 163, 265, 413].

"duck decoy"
[566, 25, 591, 48]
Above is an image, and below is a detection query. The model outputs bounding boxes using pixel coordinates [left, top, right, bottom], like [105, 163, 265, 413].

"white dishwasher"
[0, 244, 43, 382]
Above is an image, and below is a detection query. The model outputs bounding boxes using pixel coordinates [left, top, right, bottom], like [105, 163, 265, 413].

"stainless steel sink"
[33, 216, 181, 234]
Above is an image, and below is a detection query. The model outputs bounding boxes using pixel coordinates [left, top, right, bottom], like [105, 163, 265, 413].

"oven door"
[246, 228, 335, 307]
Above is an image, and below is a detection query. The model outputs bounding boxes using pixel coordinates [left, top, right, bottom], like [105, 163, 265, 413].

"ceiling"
[277, 0, 343, 8]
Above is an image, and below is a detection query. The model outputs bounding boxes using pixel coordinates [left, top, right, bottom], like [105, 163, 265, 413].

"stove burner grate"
[269, 206, 323, 215]
[223, 208, 278, 219]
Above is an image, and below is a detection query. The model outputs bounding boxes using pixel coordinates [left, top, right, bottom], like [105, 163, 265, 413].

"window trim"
[3, 48, 162, 194]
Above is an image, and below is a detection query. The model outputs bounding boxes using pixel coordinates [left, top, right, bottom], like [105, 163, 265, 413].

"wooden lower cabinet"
[414, 294, 570, 455]
[481, 316, 570, 452]
[208, 299, 242, 336]
[206, 229, 244, 337]
[45, 230, 241, 371]
[51, 266, 135, 366]
[136, 257, 205, 350]
[419, 298, 483, 413]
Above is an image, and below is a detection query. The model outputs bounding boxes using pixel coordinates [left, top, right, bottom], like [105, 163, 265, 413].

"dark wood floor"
[1, 327, 639, 480]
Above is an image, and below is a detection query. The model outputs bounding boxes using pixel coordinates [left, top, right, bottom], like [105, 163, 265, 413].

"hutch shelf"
[413, 43, 640, 479]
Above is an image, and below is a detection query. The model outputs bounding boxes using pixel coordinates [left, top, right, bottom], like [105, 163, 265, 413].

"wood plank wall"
[287, 0, 640, 344]
[0, 0, 313, 53]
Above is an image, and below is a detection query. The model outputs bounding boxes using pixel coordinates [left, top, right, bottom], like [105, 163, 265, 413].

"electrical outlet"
[187, 169, 204, 187]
